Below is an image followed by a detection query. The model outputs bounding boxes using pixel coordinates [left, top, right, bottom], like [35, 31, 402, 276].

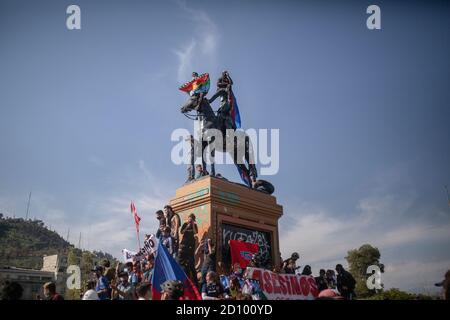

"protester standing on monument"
[180, 213, 198, 249]
[315, 269, 328, 292]
[161, 226, 174, 255]
[164, 205, 181, 258]
[155, 210, 165, 238]
[282, 252, 300, 274]
[199, 238, 216, 285]
[335, 264, 356, 300]
[180, 72, 204, 114]
[326, 269, 337, 289]
[302, 265, 312, 276]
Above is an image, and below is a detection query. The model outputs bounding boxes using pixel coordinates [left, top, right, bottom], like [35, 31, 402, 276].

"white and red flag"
[130, 201, 141, 232]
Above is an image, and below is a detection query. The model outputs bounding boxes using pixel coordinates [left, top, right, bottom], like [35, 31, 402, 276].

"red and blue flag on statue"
[236, 164, 252, 187]
[151, 241, 202, 300]
[230, 90, 241, 129]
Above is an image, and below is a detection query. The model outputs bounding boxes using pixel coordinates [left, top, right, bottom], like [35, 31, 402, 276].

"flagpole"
[136, 226, 141, 251]
[131, 201, 142, 251]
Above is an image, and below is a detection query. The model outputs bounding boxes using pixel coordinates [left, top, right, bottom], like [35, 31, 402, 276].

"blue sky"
[1, 0, 449, 294]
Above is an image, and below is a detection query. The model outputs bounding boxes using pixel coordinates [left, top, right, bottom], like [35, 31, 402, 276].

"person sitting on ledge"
[195, 164, 209, 178]
[251, 176, 275, 195]
[215, 173, 228, 180]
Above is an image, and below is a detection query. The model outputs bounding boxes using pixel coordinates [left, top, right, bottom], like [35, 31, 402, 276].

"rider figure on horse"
[209, 70, 236, 133]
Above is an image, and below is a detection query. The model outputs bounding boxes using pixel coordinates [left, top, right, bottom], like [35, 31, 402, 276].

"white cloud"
[383, 259, 450, 295]
[0, 160, 174, 260]
[174, 39, 197, 83]
[173, 0, 218, 82]
[279, 193, 450, 293]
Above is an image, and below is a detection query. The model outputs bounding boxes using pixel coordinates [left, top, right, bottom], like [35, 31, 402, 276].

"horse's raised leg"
[202, 136, 216, 176]
[186, 136, 195, 182]
[245, 135, 258, 180]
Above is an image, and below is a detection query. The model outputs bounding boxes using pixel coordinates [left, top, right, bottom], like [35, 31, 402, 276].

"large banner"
[122, 234, 159, 262]
[245, 267, 319, 300]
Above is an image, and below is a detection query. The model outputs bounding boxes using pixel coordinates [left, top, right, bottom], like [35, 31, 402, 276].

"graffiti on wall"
[222, 223, 272, 267]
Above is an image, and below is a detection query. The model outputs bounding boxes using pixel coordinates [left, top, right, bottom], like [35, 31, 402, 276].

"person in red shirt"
[43, 282, 64, 300]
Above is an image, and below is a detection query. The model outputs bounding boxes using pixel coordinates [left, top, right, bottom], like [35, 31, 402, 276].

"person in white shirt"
[82, 280, 99, 300]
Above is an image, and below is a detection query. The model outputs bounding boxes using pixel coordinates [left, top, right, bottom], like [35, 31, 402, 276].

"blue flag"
[230, 90, 241, 129]
[151, 241, 201, 300]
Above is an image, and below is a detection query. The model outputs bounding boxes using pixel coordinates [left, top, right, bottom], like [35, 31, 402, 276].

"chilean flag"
[151, 241, 202, 300]
[229, 240, 259, 269]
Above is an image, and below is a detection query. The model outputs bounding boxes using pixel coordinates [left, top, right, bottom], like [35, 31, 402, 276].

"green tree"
[346, 244, 384, 298]
[368, 288, 433, 300]
[80, 251, 95, 285]
[65, 247, 81, 300]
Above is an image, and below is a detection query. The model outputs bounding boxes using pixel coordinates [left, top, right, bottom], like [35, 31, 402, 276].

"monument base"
[169, 176, 283, 272]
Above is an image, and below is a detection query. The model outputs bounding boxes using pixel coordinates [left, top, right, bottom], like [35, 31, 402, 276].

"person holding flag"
[209, 70, 242, 131]
[179, 72, 210, 112]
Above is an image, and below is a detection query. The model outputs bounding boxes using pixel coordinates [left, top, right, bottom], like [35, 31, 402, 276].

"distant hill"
[0, 214, 116, 270]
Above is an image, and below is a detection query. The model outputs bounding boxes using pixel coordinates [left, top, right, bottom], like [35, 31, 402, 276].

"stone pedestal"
[169, 176, 283, 271]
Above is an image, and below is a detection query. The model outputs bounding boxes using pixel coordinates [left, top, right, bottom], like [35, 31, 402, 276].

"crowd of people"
[3, 204, 449, 301]
[62, 204, 358, 300]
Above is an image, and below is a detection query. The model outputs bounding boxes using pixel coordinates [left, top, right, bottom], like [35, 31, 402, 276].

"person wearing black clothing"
[335, 264, 356, 300]
[178, 214, 199, 287]
[209, 71, 236, 132]
[301, 265, 312, 276]
[180, 213, 198, 249]
[199, 238, 216, 285]
[155, 210, 165, 239]
[315, 269, 328, 292]
[251, 178, 275, 195]
[177, 243, 199, 288]
[201, 271, 224, 300]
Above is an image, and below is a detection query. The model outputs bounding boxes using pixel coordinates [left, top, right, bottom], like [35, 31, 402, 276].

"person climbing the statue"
[180, 72, 205, 112]
[209, 70, 236, 132]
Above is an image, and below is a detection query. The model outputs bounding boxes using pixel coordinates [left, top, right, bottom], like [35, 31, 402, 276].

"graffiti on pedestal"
[221, 223, 272, 268]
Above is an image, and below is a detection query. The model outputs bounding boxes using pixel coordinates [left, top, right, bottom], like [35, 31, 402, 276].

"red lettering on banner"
[271, 273, 281, 294]
[263, 271, 273, 294]
[300, 276, 310, 296]
[245, 268, 317, 300]
[290, 275, 301, 295]
[279, 275, 287, 295]
[285, 275, 292, 295]
[308, 276, 319, 297]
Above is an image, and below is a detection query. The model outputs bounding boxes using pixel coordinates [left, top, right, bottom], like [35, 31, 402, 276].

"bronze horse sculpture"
[180, 77, 257, 186]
